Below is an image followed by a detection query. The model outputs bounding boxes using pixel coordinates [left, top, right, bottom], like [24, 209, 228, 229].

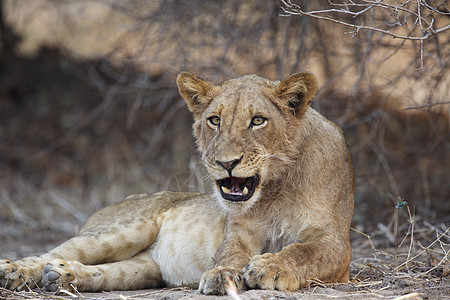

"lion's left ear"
[274, 71, 318, 117]
[177, 72, 218, 119]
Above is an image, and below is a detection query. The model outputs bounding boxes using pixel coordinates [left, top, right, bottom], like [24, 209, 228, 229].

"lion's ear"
[274, 71, 318, 117]
[177, 72, 217, 118]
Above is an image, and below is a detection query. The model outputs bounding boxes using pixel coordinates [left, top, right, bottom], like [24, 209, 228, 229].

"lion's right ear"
[177, 72, 218, 118]
[274, 71, 318, 117]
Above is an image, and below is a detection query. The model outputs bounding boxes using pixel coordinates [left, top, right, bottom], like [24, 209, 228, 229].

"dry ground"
[0, 217, 448, 300]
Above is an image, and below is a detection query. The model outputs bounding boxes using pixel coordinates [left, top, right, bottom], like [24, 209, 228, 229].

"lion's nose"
[216, 157, 242, 174]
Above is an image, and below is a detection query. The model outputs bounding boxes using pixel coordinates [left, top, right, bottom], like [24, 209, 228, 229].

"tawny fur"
[0, 72, 354, 295]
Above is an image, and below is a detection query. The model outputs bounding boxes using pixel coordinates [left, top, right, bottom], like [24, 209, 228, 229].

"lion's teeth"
[243, 187, 248, 195]
[221, 186, 231, 194]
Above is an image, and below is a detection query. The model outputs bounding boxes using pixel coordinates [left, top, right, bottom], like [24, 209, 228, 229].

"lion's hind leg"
[0, 226, 158, 292]
[41, 252, 163, 292]
[36, 207, 162, 292]
[1, 195, 163, 291]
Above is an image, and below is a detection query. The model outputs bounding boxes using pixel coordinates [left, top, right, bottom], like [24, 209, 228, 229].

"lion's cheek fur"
[192, 120, 207, 151]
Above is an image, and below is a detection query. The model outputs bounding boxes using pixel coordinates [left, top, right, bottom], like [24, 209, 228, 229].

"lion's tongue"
[222, 177, 249, 195]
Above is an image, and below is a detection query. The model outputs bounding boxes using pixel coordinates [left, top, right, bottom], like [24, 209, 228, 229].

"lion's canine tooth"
[243, 187, 249, 195]
[221, 186, 231, 194]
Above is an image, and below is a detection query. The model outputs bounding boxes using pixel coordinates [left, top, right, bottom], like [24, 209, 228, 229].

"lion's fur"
[1, 72, 354, 295]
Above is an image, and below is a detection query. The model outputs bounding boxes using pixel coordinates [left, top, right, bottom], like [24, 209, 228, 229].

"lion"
[0, 71, 354, 295]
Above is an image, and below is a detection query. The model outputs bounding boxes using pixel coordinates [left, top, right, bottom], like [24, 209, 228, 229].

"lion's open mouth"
[216, 175, 260, 202]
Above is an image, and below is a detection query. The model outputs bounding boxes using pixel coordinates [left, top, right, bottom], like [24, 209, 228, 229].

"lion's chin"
[216, 175, 260, 202]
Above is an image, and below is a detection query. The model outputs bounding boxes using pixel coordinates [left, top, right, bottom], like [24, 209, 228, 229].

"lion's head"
[177, 72, 318, 213]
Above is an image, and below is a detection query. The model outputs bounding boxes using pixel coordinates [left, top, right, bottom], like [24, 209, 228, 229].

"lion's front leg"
[242, 241, 351, 291]
[198, 243, 249, 295]
[199, 226, 261, 295]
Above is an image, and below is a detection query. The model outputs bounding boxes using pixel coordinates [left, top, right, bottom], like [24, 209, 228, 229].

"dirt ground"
[0, 217, 448, 300]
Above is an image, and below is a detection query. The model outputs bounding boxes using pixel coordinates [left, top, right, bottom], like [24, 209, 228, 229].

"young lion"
[0, 72, 354, 295]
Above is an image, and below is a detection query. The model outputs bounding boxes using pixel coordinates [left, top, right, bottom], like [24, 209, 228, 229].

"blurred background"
[0, 0, 448, 259]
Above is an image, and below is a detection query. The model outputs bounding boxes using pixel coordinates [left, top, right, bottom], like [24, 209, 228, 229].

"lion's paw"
[0, 259, 38, 291]
[199, 266, 246, 295]
[41, 259, 77, 292]
[242, 253, 299, 291]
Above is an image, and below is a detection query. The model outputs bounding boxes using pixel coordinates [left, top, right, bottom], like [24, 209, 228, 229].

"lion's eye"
[207, 116, 221, 127]
[250, 116, 267, 127]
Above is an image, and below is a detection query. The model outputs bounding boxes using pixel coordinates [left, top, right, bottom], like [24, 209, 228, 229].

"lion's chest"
[257, 210, 304, 254]
[262, 225, 299, 253]
[148, 205, 225, 286]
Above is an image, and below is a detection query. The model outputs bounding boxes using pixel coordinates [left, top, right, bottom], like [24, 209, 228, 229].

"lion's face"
[177, 72, 318, 213]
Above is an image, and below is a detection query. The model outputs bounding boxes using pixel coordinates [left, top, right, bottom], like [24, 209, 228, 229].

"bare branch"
[280, 0, 450, 41]
[404, 101, 450, 110]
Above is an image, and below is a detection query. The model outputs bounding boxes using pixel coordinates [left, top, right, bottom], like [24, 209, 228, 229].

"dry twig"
[280, 0, 450, 40]
[394, 226, 450, 272]
[224, 276, 242, 300]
